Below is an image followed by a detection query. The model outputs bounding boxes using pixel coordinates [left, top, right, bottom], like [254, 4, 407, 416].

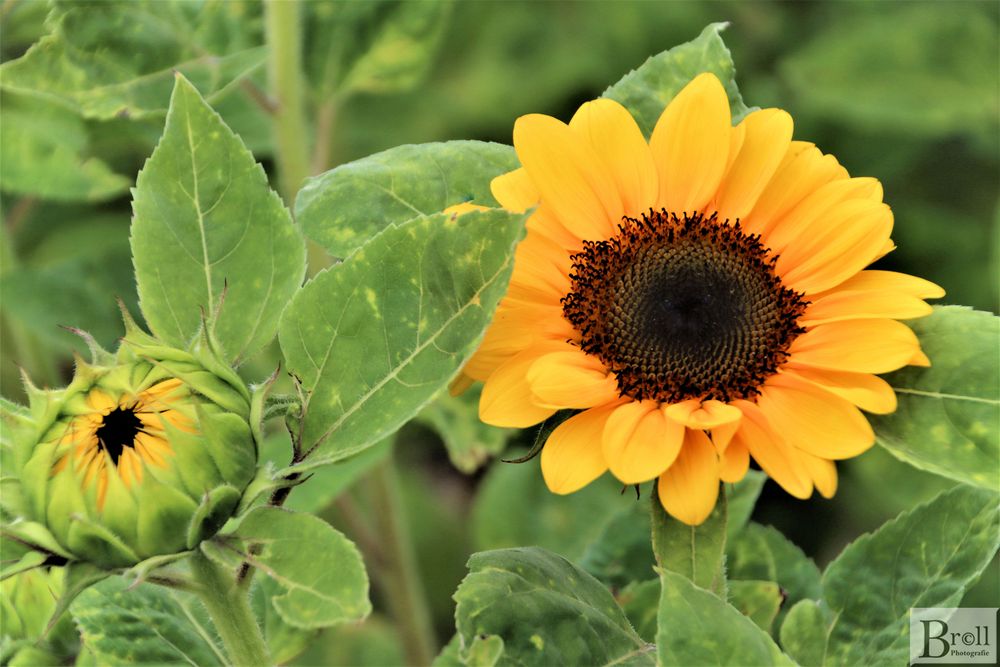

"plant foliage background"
[0, 1, 997, 666]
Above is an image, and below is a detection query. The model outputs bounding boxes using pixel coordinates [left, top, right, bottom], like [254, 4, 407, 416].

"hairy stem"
[190, 551, 272, 667]
[264, 0, 310, 205]
[369, 457, 437, 666]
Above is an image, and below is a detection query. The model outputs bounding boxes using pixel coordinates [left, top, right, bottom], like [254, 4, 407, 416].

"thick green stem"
[190, 551, 272, 667]
[370, 458, 437, 666]
[264, 0, 310, 205]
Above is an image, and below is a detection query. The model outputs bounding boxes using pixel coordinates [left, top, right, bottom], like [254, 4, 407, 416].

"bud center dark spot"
[561, 210, 807, 403]
[95, 406, 142, 465]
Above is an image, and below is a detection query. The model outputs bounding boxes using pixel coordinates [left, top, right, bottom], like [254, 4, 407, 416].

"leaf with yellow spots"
[131, 74, 305, 364]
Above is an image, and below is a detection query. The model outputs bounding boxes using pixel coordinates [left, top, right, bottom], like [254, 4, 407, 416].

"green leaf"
[819, 484, 1000, 666]
[70, 578, 225, 666]
[416, 386, 516, 474]
[0, 0, 266, 120]
[295, 141, 518, 258]
[726, 470, 766, 541]
[657, 570, 794, 667]
[618, 579, 659, 643]
[778, 600, 830, 667]
[729, 580, 783, 635]
[278, 208, 526, 469]
[0, 93, 129, 201]
[206, 507, 370, 629]
[250, 576, 315, 664]
[577, 501, 654, 588]
[726, 523, 821, 626]
[780, 4, 999, 138]
[454, 547, 654, 667]
[872, 307, 999, 490]
[131, 74, 305, 363]
[650, 483, 727, 594]
[603, 22, 752, 136]
[471, 458, 628, 561]
[340, 1, 452, 96]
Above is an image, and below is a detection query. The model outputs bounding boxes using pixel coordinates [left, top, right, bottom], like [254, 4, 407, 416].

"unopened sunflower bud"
[16, 328, 257, 569]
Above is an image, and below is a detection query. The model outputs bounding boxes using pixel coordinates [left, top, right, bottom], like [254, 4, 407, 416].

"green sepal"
[198, 407, 256, 490]
[0, 521, 71, 561]
[0, 551, 47, 581]
[66, 514, 140, 569]
[134, 476, 199, 558]
[44, 563, 108, 635]
[186, 484, 242, 550]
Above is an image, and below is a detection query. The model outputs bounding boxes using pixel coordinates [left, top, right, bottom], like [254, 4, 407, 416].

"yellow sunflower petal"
[756, 375, 874, 460]
[910, 348, 932, 367]
[776, 200, 894, 295]
[602, 401, 684, 484]
[491, 168, 540, 213]
[664, 399, 742, 430]
[506, 231, 573, 306]
[479, 345, 560, 427]
[463, 302, 571, 381]
[527, 343, 619, 410]
[782, 366, 897, 414]
[710, 420, 741, 454]
[86, 389, 117, 413]
[569, 98, 658, 216]
[713, 108, 794, 221]
[743, 142, 847, 237]
[540, 404, 618, 494]
[788, 319, 922, 374]
[650, 73, 732, 214]
[513, 114, 622, 240]
[816, 269, 945, 300]
[800, 452, 838, 499]
[800, 290, 933, 326]
[719, 436, 749, 483]
[733, 401, 813, 499]
[656, 429, 720, 525]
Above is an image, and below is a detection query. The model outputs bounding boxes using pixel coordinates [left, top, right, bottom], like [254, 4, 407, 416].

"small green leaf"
[339, 1, 452, 96]
[651, 483, 727, 594]
[278, 208, 526, 469]
[417, 386, 516, 474]
[454, 547, 654, 667]
[872, 307, 999, 490]
[820, 484, 1000, 666]
[728, 580, 783, 635]
[131, 74, 305, 363]
[603, 22, 752, 136]
[0, 1, 266, 120]
[295, 141, 517, 258]
[216, 507, 371, 629]
[71, 578, 225, 666]
[726, 523, 821, 629]
[778, 600, 830, 667]
[0, 93, 129, 201]
[250, 576, 316, 664]
[657, 570, 794, 667]
[726, 471, 766, 541]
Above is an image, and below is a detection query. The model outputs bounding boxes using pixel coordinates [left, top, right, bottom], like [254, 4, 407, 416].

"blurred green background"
[1, 1, 997, 663]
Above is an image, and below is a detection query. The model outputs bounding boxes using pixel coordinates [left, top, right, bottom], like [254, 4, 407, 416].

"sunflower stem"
[190, 551, 272, 667]
[264, 0, 310, 206]
[369, 456, 437, 666]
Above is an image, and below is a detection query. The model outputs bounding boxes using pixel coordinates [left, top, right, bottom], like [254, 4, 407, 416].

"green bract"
[11, 321, 256, 569]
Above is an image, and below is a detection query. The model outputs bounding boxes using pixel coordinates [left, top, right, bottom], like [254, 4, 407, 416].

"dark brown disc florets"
[95, 405, 142, 465]
[561, 210, 807, 403]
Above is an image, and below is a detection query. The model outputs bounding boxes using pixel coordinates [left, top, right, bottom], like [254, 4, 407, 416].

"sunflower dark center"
[561, 210, 807, 402]
[95, 405, 141, 465]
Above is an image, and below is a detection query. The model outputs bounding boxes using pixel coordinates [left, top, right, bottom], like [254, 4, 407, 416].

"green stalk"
[369, 458, 437, 666]
[264, 0, 310, 206]
[190, 551, 272, 667]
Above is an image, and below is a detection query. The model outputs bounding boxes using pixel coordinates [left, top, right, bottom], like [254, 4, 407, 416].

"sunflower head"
[12, 322, 257, 569]
[466, 73, 943, 525]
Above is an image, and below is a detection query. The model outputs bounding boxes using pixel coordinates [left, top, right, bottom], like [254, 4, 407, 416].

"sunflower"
[464, 73, 942, 525]
[51, 378, 195, 509]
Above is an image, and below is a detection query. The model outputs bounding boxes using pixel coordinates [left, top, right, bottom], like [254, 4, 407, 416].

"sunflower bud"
[14, 324, 257, 569]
